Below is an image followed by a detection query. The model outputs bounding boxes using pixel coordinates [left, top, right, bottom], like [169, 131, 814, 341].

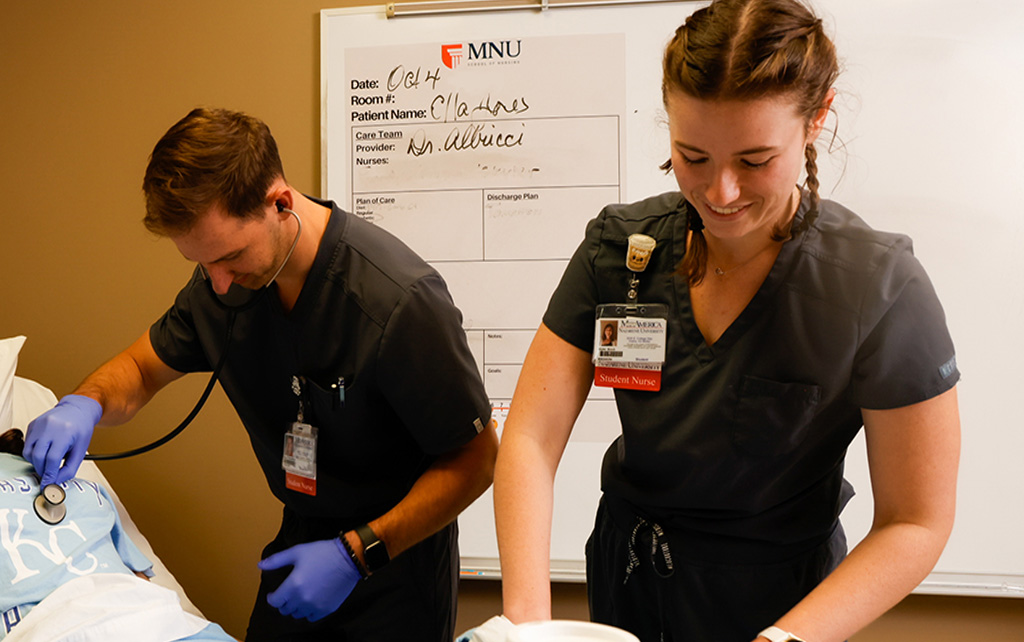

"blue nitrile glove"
[257, 537, 362, 622]
[23, 394, 102, 486]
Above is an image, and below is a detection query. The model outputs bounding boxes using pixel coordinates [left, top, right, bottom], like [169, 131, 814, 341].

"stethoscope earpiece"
[34, 483, 67, 525]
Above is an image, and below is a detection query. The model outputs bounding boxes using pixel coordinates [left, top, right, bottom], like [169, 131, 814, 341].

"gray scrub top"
[543, 192, 959, 548]
[150, 199, 492, 521]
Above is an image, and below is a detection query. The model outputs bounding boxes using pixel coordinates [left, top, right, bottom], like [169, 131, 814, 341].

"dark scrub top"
[150, 198, 492, 523]
[543, 192, 959, 552]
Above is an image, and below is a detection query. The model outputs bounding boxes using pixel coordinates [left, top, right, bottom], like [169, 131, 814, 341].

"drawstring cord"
[623, 517, 675, 584]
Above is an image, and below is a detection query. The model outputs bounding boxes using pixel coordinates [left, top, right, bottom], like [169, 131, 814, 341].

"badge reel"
[34, 483, 67, 525]
[283, 376, 318, 496]
[593, 234, 668, 392]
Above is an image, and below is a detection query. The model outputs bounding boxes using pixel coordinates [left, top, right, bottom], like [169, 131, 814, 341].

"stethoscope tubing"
[81, 207, 301, 461]
[84, 312, 235, 461]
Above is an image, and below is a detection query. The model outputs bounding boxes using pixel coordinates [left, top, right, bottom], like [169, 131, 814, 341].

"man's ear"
[265, 181, 293, 218]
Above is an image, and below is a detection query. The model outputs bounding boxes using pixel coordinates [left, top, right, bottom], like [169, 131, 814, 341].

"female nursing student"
[493, 1, 961, 641]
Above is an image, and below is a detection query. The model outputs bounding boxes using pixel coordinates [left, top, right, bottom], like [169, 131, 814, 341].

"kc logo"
[0, 509, 98, 584]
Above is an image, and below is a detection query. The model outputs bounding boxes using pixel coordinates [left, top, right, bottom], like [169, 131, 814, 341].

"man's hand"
[23, 394, 102, 485]
[258, 538, 362, 622]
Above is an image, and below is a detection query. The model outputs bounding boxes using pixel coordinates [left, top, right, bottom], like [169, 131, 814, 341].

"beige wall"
[1, 1, 1020, 639]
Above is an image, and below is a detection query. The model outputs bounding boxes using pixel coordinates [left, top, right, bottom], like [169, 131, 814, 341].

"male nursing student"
[22, 107, 498, 642]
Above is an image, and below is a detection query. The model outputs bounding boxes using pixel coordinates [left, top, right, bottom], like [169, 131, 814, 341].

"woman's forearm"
[763, 518, 952, 642]
[494, 429, 559, 623]
[761, 389, 960, 642]
[494, 324, 594, 624]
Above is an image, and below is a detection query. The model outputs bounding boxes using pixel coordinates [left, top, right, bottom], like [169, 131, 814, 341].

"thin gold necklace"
[712, 241, 777, 277]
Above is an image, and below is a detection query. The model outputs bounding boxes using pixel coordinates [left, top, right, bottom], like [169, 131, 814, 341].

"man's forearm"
[352, 421, 498, 564]
[73, 332, 183, 425]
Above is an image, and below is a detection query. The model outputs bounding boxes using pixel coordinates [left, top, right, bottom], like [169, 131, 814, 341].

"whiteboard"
[321, 0, 1024, 597]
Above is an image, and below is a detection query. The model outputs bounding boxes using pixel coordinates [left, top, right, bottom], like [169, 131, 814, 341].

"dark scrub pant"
[586, 495, 847, 642]
[246, 508, 459, 642]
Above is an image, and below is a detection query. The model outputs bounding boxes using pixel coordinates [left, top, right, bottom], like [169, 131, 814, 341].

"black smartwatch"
[355, 523, 390, 574]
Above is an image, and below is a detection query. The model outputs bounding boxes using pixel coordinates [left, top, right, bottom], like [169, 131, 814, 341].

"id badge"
[283, 421, 318, 496]
[593, 303, 668, 392]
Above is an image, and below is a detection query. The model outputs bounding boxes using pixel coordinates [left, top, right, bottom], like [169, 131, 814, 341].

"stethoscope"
[34, 483, 67, 525]
[34, 206, 302, 524]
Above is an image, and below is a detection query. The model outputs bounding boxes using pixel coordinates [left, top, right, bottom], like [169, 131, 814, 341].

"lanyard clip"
[291, 375, 305, 423]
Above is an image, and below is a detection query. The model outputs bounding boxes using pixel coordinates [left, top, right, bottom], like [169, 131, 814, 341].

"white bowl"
[507, 620, 639, 642]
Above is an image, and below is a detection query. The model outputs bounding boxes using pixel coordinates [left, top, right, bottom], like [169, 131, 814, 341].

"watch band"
[338, 532, 368, 579]
[355, 523, 390, 574]
[758, 626, 806, 642]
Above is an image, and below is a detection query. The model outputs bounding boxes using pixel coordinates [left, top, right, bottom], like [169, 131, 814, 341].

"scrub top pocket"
[303, 374, 351, 419]
[299, 375, 364, 470]
[730, 375, 821, 458]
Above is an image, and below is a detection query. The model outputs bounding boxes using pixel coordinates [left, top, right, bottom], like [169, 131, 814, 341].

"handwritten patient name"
[349, 65, 531, 162]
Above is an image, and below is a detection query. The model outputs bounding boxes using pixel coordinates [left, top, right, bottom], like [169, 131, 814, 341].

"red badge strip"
[285, 472, 317, 496]
[594, 366, 661, 391]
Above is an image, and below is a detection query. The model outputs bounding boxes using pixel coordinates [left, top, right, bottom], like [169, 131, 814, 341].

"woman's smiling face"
[666, 91, 822, 240]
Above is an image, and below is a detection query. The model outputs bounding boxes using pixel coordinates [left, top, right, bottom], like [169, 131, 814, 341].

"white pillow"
[12, 376, 59, 429]
[0, 336, 27, 433]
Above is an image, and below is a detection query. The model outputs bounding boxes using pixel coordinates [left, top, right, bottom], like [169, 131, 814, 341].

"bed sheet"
[4, 574, 233, 642]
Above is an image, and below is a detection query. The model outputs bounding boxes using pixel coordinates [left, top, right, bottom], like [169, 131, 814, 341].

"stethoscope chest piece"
[34, 483, 67, 525]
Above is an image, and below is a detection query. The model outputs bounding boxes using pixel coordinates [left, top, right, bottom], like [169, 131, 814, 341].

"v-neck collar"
[266, 198, 344, 322]
[675, 195, 812, 363]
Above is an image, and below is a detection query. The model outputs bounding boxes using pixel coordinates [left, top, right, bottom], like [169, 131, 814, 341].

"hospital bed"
[2, 335, 229, 640]
[8, 375, 206, 619]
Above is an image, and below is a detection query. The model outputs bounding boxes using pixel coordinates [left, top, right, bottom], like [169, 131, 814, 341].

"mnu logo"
[441, 40, 522, 69]
[441, 44, 464, 69]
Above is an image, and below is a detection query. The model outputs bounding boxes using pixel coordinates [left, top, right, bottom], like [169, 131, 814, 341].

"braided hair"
[663, 0, 839, 286]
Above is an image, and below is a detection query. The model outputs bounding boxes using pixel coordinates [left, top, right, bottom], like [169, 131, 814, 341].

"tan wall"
[1, 1, 1021, 639]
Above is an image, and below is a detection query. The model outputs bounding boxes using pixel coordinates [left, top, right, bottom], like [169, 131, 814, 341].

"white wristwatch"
[758, 626, 806, 642]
